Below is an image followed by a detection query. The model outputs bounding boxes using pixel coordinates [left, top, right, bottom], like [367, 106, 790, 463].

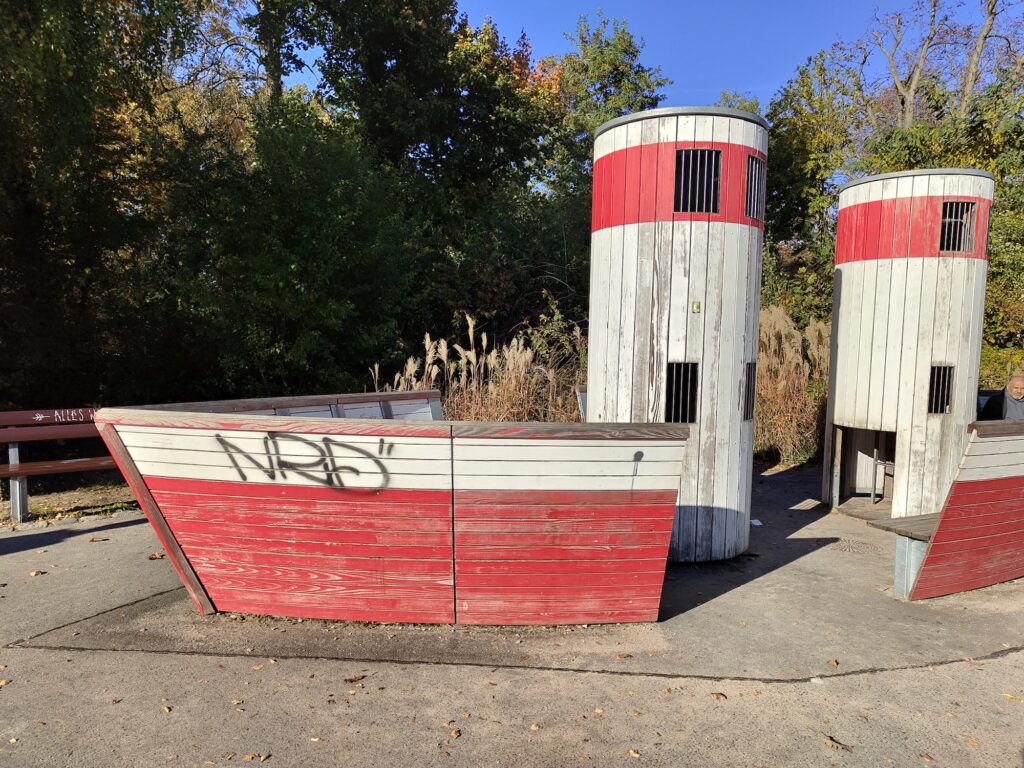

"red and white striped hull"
[95, 408, 688, 625]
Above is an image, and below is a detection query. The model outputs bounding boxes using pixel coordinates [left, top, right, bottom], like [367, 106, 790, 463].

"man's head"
[1009, 374, 1024, 401]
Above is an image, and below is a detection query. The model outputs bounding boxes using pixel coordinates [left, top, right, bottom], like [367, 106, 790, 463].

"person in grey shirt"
[979, 372, 1024, 420]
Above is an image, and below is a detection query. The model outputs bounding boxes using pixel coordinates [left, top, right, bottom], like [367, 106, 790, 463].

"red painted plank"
[912, 562, 1024, 600]
[454, 489, 677, 506]
[931, 519, 1024, 545]
[591, 141, 766, 232]
[455, 518, 674, 533]
[947, 475, 1024, 502]
[175, 531, 452, 560]
[167, 518, 452, 547]
[456, 545, 670, 561]
[198, 573, 451, 599]
[456, 503, 676, 520]
[212, 595, 454, 624]
[152, 491, 452, 520]
[162, 506, 452, 533]
[924, 529, 1024, 559]
[146, 476, 452, 504]
[835, 197, 992, 264]
[185, 547, 452, 576]
[457, 585, 662, 600]
[456, 609, 657, 626]
[0, 456, 115, 478]
[455, 571, 664, 588]
[455, 531, 670, 547]
[455, 558, 667, 575]
[943, 498, 1024, 520]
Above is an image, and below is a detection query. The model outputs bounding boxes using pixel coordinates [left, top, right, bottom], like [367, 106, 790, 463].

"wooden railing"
[1, 408, 113, 523]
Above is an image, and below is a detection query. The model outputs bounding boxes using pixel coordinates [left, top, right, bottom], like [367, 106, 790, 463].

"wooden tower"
[822, 169, 995, 519]
[586, 106, 769, 562]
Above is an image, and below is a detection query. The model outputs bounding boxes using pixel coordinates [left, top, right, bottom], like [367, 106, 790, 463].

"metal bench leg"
[893, 535, 927, 599]
[9, 442, 27, 524]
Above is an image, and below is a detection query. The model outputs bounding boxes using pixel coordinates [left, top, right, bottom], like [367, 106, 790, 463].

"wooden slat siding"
[591, 142, 767, 232]
[836, 196, 992, 263]
[670, 115, 698, 561]
[131, 390, 442, 414]
[868, 513, 940, 541]
[647, 114, 677, 426]
[452, 429, 684, 624]
[104, 410, 457, 622]
[0, 456, 116, 479]
[604, 124, 628, 422]
[585, 227, 611, 421]
[96, 408, 450, 437]
[908, 429, 1024, 600]
[95, 423, 214, 614]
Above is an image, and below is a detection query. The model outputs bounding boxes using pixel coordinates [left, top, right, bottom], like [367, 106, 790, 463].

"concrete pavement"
[1, 467, 1022, 767]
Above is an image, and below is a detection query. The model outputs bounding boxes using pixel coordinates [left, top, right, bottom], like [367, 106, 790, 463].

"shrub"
[375, 311, 586, 423]
[755, 306, 829, 465]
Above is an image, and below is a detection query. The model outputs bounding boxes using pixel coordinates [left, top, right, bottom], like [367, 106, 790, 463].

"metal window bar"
[928, 365, 954, 414]
[745, 156, 765, 220]
[742, 362, 756, 421]
[665, 362, 699, 423]
[674, 149, 721, 214]
[939, 201, 976, 252]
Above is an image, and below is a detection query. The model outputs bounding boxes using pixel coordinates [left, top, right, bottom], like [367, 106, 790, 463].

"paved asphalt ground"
[1, 466, 1022, 767]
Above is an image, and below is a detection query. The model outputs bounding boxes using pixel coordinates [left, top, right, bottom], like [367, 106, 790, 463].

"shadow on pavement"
[659, 465, 836, 620]
[0, 517, 147, 557]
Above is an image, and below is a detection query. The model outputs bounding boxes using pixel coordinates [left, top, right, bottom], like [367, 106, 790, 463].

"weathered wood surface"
[0, 408, 97, 427]
[868, 513, 940, 542]
[824, 170, 993, 520]
[95, 408, 688, 625]
[588, 110, 767, 563]
[0, 456, 115, 479]
[907, 428, 1024, 599]
[132, 390, 442, 414]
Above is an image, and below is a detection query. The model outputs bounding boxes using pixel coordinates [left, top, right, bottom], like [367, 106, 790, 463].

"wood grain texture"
[908, 432, 1024, 600]
[0, 456, 115, 478]
[0, 423, 99, 443]
[131, 390, 442, 413]
[95, 423, 214, 614]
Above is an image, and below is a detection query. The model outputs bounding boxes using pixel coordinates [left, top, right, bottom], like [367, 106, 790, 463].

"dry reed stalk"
[755, 306, 830, 465]
[379, 313, 585, 423]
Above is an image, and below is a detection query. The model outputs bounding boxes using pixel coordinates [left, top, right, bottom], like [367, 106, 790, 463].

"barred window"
[745, 156, 766, 220]
[939, 201, 976, 252]
[928, 366, 954, 414]
[674, 149, 721, 214]
[665, 362, 699, 424]
[742, 362, 756, 421]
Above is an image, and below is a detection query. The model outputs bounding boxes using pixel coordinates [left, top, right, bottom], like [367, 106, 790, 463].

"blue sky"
[454, 0, 911, 108]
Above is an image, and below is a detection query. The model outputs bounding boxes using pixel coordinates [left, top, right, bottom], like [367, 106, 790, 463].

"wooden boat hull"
[96, 396, 688, 625]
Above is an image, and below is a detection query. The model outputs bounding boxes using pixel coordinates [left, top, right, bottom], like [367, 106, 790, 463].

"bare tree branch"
[957, 0, 1000, 118]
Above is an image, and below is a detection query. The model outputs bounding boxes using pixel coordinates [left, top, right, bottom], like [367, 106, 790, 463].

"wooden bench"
[869, 420, 1024, 600]
[1, 408, 113, 523]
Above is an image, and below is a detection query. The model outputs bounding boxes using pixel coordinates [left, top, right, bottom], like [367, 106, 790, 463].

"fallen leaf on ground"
[88, 537, 108, 543]
[162, 705, 173, 713]
[958, 735, 981, 747]
[35, 549, 46, 554]
[462, 711, 471, 718]
[629, 750, 640, 758]
[920, 755, 934, 763]
[826, 659, 839, 668]
[1002, 692, 1023, 703]
[450, 729, 461, 739]
[594, 708, 604, 715]
[28, 571, 46, 577]
[268, 659, 277, 664]
[710, 692, 728, 701]
[232, 699, 244, 705]
[820, 734, 853, 752]
[147, 552, 165, 560]
[222, 752, 236, 760]
[616, 653, 633, 659]
[111, 698, 121, 704]
[309, 738, 320, 742]
[9, 738, 17, 744]
[530, 723, 540, 732]
[0, 679, 10, 688]
[344, 675, 365, 683]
